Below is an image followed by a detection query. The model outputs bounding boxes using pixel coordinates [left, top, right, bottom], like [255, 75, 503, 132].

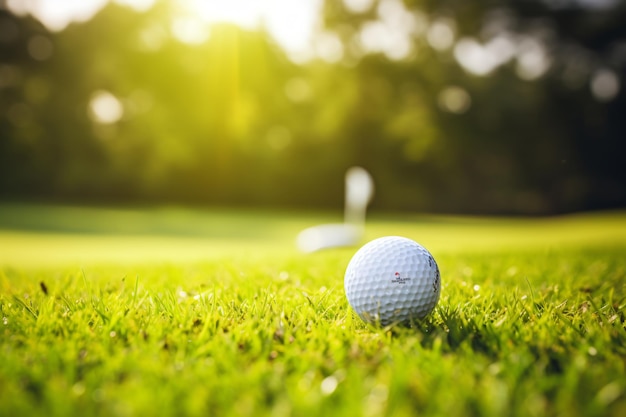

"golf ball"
[344, 236, 440, 325]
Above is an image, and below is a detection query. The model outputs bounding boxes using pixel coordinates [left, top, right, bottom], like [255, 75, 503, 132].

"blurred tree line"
[0, 0, 624, 214]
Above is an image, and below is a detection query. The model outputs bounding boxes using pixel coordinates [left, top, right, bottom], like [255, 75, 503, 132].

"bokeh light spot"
[485, 34, 517, 66]
[171, 17, 210, 44]
[315, 31, 344, 63]
[138, 24, 167, 51]
[28, 35, 54, 61]
[358, 20, 412, 61]
[438, 86, 471, 114]
[285, 78, 312, 103]
[359, 21, 390, 54]
[515, 37, 551, 80]
[89, 90, 124, 124]
[343, 0, 375, 14]
[454, 38, 498, 76]
[353, 0, 417, 61]
[590, 68, 620, 102]
[320, 376, 338, 395]
[427, 18, 456, 51]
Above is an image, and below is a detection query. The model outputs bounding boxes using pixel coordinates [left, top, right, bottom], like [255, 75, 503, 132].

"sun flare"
[7, 0, 322, 60]
[178, 0, 322, 59]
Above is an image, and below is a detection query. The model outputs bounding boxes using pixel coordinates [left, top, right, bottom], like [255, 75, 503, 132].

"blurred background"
[0, 0, 624, 215]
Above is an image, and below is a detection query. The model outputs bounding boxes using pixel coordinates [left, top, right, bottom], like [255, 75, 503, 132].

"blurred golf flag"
[297, 166, 374, 253]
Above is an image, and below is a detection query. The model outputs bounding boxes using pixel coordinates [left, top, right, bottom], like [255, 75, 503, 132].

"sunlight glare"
[343, 0, 375, 14]
[6, 0, 108, 31]
[179, 0, 322, 62]
[113, 0, 155, 12]
[171, 17, 210, 44]
[263, 0, 322, 62]
[7, 0, 323, 62]
[185, 0, 262, 30]
[5, 0, 155, 32]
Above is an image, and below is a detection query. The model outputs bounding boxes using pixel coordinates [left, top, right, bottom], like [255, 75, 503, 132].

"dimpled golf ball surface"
[345, 236, 440, 325]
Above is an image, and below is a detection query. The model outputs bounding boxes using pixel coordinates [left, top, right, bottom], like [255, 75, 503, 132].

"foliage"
[0, 1, 625, 213]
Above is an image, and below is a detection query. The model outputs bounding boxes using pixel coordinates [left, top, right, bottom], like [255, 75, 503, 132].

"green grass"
[1, 204, 625, 417]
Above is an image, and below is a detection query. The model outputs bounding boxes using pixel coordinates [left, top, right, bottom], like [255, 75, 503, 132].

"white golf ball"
[344, 236, 441, 325]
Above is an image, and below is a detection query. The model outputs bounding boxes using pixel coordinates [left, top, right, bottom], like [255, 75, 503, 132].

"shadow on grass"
[390, 305, 506, 357]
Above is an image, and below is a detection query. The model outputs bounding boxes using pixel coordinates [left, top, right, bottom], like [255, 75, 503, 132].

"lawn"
[0, 204, 625, 417]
